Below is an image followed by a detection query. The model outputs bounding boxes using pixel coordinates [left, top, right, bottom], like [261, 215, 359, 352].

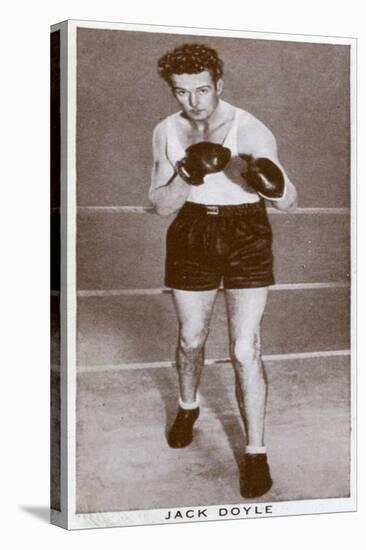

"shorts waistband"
[180, 201, 265, 217]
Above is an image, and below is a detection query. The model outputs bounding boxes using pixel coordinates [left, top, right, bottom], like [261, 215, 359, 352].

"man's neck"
[189, 100, 231, 133]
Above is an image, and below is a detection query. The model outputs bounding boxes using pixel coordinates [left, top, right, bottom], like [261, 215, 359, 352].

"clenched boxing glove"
[240, 154, 285, 200]
[176, 141, 231, 186]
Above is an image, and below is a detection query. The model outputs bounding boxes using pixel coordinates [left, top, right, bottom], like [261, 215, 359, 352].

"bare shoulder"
[237, 109, 274, 136]
[152, 117, 168, 138]
[153, 112, 182, 140]
[152, 117, 171, 155]
[236, 109, 277, 155]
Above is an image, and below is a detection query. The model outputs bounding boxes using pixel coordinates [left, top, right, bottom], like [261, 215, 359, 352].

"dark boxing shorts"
[165, 201, 275, 291]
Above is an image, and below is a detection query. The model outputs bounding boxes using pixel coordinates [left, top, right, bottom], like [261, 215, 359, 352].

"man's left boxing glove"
[176, 141, 231, 186]
[240, 154, 285, 200]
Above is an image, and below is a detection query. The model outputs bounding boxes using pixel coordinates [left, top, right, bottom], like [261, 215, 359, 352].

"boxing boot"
[167, 406, 200, 448]
[240, 453, 273, 498]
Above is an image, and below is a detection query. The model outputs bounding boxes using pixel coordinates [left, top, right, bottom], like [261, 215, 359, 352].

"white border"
[57, 20, 78, 528]
[66, 20, 78, 524]
[52, 18, 356, 45]
[55, 19, 357, 530]
[349, 34, 358, 513]
[68, 498, 356, 530]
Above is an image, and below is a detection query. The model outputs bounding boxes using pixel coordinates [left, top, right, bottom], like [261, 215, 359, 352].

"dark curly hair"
[158, 44, 224, 86]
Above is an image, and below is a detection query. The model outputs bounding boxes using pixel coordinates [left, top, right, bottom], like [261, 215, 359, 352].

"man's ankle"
[179, 394, 200, 410]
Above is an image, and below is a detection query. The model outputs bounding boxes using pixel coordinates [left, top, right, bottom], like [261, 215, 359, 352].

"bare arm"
[238, 115, 298, 212]
[148, 121, 191, 217]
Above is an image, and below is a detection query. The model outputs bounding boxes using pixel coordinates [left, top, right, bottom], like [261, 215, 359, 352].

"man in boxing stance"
[149, 44, 297, 498]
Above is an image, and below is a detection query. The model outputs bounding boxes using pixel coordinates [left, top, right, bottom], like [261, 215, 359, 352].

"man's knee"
[230, 334, 261, 367]
[179, 324, 209, 352]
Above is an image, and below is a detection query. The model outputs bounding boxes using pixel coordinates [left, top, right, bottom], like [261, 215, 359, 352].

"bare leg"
[167, 289, 218, 448]
[172, 289, 218, 403]
[225, 287, 272, 497]
[225, 287, 268, 447]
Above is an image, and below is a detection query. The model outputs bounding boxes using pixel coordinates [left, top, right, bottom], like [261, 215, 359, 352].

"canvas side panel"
[50, 29, 61, 513]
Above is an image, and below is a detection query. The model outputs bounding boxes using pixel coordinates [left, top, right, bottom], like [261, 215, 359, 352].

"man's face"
[170, 70, 223, 122]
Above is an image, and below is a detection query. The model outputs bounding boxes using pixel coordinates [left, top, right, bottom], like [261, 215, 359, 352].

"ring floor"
[75, 355, 350, 513]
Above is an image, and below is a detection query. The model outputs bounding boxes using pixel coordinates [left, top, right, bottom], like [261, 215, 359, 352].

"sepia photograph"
[50, 19, 356, 529]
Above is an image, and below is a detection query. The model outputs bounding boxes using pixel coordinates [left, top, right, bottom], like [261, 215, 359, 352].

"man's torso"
[164, 100, 263, 205]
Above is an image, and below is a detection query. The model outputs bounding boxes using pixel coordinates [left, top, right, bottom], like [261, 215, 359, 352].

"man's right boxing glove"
[176, 141, 231, 186]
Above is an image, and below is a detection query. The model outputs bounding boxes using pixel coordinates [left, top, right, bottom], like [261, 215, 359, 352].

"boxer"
[149, 44, 297, 498]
